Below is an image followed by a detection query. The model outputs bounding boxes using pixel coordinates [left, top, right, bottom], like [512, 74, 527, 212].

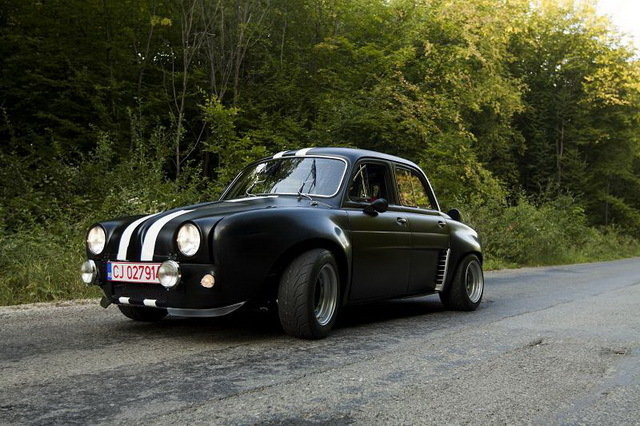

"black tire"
[439, 254, 484, 311]
[118, 305, 168, 321]
[278, 249, 340, 339]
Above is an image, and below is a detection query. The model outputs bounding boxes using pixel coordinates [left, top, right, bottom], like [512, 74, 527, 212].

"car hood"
[100, 196, 315, 262]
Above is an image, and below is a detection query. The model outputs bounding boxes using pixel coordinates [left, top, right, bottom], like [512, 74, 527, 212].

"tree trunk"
[605, 179, 610, 226]
[556, 119, 564, 185]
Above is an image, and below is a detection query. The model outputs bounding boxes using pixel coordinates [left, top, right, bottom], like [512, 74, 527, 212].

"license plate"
[107, 262, 161, 284]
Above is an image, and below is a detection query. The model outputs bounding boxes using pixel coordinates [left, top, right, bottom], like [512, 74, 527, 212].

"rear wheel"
[439, 254, 484, 311]
[278, 249, 340, 339]
[118, 305, 168, 322]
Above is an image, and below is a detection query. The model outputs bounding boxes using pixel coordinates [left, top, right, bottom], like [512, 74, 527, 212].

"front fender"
[212, 208, 351, 302]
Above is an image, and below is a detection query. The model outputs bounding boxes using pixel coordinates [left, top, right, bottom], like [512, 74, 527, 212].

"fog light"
[80, 260, 97, 284]
[158, 260, 180, 289]
[200, 273, 215, 288]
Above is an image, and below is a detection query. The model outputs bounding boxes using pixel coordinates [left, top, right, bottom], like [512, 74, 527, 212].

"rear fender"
[444, 221, 483, 291]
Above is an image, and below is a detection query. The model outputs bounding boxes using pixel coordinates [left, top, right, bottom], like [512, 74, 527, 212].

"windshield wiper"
[297, 191, 313, 201]
[297, 159, 317, 201]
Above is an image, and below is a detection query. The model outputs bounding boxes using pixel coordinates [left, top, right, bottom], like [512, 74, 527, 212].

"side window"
[395, 167, 434, 210]
[348, 163, 390, 203]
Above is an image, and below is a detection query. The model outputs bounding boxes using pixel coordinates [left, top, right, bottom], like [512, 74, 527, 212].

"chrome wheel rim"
[314, 264, 338, 326]
[465, 260, 484, 304]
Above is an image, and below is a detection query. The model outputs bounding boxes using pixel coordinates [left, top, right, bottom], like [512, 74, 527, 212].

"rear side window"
[395, 167, 434, 210]
[348, 163, 390, 203]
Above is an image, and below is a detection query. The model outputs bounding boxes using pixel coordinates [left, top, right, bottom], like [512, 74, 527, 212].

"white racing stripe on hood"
[140, 209, 193, 261]
[117, 213, 160, 261]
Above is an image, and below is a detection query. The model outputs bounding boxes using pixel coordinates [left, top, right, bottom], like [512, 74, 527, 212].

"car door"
[393, 165, 450, 295]
[344, 160, 412, 301]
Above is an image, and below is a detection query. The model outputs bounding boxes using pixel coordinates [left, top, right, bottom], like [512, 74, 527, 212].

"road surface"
[1, 258, 639, 425]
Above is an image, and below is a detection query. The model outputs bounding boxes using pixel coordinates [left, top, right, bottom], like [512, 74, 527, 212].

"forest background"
[1, 0, 639, 305]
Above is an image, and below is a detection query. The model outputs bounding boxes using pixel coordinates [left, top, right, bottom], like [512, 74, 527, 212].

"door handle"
[396, 217, 407, 225]
[437, 220, 446, 228]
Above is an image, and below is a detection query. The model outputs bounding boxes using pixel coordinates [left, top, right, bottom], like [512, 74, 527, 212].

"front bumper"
[91, 260, 247, 310]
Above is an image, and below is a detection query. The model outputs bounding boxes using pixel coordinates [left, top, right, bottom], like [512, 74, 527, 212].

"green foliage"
[0, 226, 101, 305]
[508, 1, 640, 231]
[201, 96, 272, 194]
[461, 195, 640, 269]
[1, 0, 639, 305]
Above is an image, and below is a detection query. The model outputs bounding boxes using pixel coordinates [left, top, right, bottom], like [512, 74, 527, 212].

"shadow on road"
[108, 294, 445, 342]
[337, 295, 444, 329]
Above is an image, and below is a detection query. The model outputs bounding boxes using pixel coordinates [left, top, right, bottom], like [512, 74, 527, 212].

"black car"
[81, 147, 484, 339]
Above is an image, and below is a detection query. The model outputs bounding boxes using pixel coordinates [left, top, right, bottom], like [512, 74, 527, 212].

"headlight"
[176, 223, 200, 256]
[80, 260, 97, 284]
[87, 226, 106, 255]
[158, 260, 181, 288]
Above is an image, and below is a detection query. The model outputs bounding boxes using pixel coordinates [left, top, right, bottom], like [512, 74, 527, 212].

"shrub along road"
[1, 258, 639, 424]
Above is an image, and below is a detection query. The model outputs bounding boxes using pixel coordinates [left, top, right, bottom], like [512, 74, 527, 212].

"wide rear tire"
[278, 249, 340, 339]
[439, 254, 484, 311]
[118, 305, 168, 322]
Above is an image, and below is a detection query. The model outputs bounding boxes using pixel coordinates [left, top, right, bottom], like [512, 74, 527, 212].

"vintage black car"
[81, 147, 484, 339]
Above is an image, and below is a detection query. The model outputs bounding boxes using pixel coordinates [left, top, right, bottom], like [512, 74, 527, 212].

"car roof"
[268, 147, 421, 169]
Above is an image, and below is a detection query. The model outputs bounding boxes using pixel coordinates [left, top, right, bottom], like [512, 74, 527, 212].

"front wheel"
[439, 254, 484, 311]
[278, 249, 340, 339]
[118, 305, 168, 321]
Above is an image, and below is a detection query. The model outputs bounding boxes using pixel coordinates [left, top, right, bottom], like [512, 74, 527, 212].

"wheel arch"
[442, 250, 483, 293]
[265, 238, 350, 305]
[468, 250, 483, 265]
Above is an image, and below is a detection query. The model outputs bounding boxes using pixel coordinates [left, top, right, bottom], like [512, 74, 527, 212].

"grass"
[0, 227, 101, 306]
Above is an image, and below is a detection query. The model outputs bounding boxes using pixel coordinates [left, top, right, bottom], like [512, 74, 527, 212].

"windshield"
[222, 157, 347, 200]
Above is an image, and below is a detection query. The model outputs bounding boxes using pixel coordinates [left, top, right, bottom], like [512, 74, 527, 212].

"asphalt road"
[1, 258, 639, 425]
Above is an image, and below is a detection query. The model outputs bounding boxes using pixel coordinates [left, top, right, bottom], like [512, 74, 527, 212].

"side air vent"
[434, 249, 450, 292]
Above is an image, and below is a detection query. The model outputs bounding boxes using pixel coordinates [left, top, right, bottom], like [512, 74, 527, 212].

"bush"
[0, 225, 99, 305]
[458, 195, 640, 269]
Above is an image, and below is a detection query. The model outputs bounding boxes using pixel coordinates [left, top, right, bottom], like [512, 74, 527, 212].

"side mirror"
[447, 208, 462, 222]
[364, 198, 389, 216]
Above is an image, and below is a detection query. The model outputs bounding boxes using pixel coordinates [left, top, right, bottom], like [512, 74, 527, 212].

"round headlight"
[158, 260, 181, 288]
[80, 260, 97, 284]
[176, 223, 200, 256]
[87, 226, 106, 255]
